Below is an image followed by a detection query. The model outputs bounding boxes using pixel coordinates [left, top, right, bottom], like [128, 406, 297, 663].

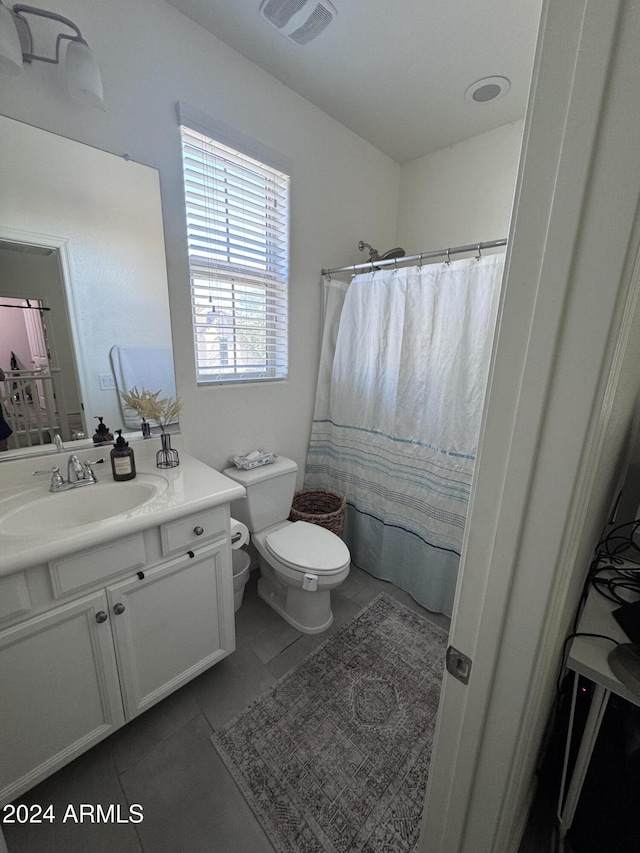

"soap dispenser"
[110, 430, 136, 481]
[93, 416, 114, 445]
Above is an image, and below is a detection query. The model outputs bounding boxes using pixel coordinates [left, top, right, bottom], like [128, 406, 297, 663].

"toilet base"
[257, 573, 334, 635]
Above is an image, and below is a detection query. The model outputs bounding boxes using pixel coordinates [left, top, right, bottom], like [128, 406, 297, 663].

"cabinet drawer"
[0, 573, 31, 624]
[49, 533, 146, 598]
[160, 506, 227, 555]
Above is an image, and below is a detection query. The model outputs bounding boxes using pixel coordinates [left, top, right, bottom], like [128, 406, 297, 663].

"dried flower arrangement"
[119, 387, 182, 432]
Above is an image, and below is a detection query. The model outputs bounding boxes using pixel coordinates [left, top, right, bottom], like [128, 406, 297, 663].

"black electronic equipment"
[613, 600, 640, 643]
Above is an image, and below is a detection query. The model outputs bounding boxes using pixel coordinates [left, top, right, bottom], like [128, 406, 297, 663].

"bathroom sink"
[0, 475, 168, 536]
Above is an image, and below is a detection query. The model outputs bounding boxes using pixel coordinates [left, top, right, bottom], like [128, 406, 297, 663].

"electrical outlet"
[99, 374, 116, 391]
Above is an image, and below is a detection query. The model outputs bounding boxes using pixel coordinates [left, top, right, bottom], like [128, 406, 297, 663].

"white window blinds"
[179, 124, 290, 384]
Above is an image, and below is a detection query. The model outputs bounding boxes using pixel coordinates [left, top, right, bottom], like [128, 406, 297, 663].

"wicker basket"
[289, 489, 346, 537]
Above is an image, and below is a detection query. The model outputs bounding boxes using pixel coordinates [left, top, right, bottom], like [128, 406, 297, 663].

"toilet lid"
[266, 521, 350, 573]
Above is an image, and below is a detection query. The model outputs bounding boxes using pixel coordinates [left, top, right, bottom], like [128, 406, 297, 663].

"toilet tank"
[223, 456, 298, 532]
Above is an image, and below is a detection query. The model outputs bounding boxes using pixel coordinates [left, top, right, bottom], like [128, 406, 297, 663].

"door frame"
[420, 1, 640, 850]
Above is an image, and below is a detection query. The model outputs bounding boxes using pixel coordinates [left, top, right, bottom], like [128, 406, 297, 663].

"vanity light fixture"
[0, 1, 103, 109]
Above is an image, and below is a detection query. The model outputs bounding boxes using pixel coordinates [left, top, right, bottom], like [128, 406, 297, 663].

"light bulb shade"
[0, 1, 23, 76]
[65, 38, 103, 110]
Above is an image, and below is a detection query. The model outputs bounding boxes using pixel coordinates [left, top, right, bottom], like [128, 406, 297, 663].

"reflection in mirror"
[0, 244, 84, 450]
[0, 116, 177, 461]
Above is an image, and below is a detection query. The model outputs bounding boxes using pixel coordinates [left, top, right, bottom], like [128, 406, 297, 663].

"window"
[179, 124, 290, 384]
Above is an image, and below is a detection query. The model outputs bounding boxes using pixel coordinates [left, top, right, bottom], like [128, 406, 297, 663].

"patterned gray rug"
[211, 593, 447, 853]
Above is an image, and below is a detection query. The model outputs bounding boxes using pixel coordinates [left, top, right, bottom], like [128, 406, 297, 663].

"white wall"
[397, 121, 523, 251]
[0, 0, 400, 476]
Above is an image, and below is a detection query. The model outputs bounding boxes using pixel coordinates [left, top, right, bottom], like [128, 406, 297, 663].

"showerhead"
[380, 247, 406, 261]
[358, 240, 406, 263]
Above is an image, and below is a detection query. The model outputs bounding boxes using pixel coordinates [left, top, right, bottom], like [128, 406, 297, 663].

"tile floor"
[1, 565, 450, 853]
[2, 565, 553, 853]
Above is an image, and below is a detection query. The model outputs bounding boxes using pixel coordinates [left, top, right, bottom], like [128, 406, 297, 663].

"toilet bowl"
[253, 519, 350, 633]
[223, 457, 351, 634]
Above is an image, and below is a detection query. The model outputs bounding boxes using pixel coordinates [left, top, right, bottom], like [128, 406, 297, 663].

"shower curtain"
[304, 254, 504, 616]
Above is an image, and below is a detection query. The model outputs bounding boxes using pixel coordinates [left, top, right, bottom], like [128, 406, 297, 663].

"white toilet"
[223, 456, 350, 634]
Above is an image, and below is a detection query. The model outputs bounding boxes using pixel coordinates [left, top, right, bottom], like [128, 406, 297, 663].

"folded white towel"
[229, 450, 276, 470]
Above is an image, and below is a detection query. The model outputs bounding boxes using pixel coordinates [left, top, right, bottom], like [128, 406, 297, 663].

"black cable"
[551, 519, 640, 749]
[593, 518, 640, 563]
[553, 514, 640, 698]
[545, 518, 640, 853]
[578, 518, 640, 615]
[590, 575, 639, 605]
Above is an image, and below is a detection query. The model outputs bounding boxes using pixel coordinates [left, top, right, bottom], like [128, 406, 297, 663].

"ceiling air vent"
[260, 0, 337, 44]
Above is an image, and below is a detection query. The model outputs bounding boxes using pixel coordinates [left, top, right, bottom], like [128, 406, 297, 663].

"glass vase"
[156, 432, 179, 468]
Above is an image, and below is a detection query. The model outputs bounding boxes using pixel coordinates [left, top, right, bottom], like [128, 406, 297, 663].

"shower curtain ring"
[446, 248, 451, 265]
[419, 253, 423, 268]
[475, 244, 482, 261]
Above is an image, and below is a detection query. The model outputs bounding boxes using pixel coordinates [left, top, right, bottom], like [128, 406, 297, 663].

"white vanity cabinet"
[0, 590, 125, 804]
[0, 507, 236, 807]
[106, 539, 230, 719]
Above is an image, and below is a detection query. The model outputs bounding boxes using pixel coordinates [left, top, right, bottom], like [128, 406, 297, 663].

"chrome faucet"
[48, 455, 99, 492]
[53, 434, 65, 452]
[67, 454, 84, 483]
[32, 455, 101, 491]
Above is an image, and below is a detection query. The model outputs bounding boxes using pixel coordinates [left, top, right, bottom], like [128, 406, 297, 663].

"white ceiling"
[163, 0, 542, 163]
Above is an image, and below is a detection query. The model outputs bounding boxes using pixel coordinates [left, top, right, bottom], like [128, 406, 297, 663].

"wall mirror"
[0, 115, 177, 462]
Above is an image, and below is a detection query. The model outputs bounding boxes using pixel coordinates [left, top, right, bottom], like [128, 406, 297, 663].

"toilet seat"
[265, 521, 350, 574]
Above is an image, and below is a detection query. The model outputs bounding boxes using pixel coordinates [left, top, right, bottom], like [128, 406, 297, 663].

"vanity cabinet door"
[0, 590, 125, 806]
[106, 540, 235, 720]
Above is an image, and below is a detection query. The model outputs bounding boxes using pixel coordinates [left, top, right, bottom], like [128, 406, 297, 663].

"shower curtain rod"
[321, 238, 507, 277]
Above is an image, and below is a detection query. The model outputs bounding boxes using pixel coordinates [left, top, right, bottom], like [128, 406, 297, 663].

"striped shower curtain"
[304, 254, 504, 615]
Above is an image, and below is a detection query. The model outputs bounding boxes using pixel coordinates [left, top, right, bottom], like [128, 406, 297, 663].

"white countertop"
[0, 442, 245, 576]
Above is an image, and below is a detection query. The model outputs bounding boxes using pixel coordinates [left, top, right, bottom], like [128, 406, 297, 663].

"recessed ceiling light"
[464, 76, 511, 104]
